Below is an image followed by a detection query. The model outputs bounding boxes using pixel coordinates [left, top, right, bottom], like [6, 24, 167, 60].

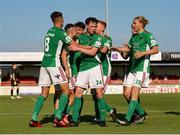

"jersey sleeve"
[92, 35, 102, 48]
[146, 33, 158, 48]
[61, 31, 72, 45]
[104, 37, 112, 48]
[63, 45, 70, 54]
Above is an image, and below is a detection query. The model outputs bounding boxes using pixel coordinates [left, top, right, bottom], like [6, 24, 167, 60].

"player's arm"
[134, 34, 159, 59]
[100, 46, 108, 54]
[134, 46, 159, 59]
[100, 39, 111, 54]
[120, 52, 129, 59]
[61, 49, 70, 79]
[111, 44, 130, 53]
[69, 45, 99, 56]
[10, 72, 13, 81]
[77, 44, 92, 49]
[69, 35, 101, 56]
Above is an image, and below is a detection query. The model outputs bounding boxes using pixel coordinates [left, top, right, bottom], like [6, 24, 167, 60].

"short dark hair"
[50, 11, 63, 23]
[65, 23, 75, 32]
[85, 17, 98, 25]
[75, 21, 85, 30]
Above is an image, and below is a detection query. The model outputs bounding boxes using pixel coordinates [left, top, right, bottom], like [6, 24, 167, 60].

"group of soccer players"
[29, 11, 159, 128]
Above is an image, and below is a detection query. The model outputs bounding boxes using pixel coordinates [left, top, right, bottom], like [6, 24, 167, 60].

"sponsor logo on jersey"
[55, 74, 60, 79]
[46, 33, 55, 37]
[65, 36, 72, 43]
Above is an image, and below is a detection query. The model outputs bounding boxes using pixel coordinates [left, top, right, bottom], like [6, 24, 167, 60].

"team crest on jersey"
[95, 41, 101, 47]
[151, 40, 157, 45]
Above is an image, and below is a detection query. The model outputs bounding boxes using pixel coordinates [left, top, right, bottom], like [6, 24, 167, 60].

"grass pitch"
[0, 94, 180, 134]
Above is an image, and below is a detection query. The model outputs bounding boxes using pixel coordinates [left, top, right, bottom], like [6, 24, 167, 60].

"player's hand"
[134, 51, 144, 59]
[68, 45, 79, 51]
[110, 47, 117, 51]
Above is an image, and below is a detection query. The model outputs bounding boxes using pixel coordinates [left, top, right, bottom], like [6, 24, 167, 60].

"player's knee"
[123, 91, 130, 100]
[41, 92, 49, 98]
[131, 87, 140, 100]
[96, 92, 103, 99]
[75, 88, 83, 98]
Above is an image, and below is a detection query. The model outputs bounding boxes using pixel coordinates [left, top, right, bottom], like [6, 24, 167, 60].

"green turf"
[0, 94, 180, 134]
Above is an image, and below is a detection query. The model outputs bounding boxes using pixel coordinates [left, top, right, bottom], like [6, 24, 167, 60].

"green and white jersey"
[77, 33, 102, 72]
[128, 31, 158, 73]
[41, 26, 72, 67]
[70, 51, 81, 76]
[100, 35, 112, 76]
[63, 41, 81, 77]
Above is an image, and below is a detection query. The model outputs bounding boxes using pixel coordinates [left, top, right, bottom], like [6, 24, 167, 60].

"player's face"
[12, 64, 17, 69]
[132, 19, 143, 33]
[131, 24, 137, 35]
[67, 27, 77, 38]
[87, 21, 97, 35]
[95, 23, 105, 34]
[76, 27, 84, 36]
[71, 27, 77, 38]
[59, 17, 64, 28]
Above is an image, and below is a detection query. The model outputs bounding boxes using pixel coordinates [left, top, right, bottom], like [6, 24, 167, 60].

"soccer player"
[61, 23, 78, 123]
[68, 17, 108, 127]
[10, 64, 22, 99]
[75, 21, 85, 36]
[74, 21, 86, 120]
[92, 20, 116, 122]
[29, 11, 75, 127]
[112, 16, 159, 125]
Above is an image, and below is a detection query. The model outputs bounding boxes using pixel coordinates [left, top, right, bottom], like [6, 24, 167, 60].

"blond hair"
[134, 16, 149, 28]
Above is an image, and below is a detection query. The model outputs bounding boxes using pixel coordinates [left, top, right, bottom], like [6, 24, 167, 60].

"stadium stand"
[0, 52, 179, 88]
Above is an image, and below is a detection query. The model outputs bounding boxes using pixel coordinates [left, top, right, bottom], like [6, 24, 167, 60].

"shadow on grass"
[116, 113, 126, 119]
[40, 114, 54, 125]
[39, 113, 126, 125]
[164, 111, 180, 115]
[79, 115, 94, 122]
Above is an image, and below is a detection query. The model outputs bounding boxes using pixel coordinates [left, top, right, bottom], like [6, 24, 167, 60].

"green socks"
[125, 100, 137, 121]
[125, 100, 145, 121]
[136, 102, 145, 116]
[55, 93, 68, 120]
[105, 103, 112, 113]
[72, 97, 82, 122]
[32, 96, 45, 121]
[98, 98, 107, 121]
[54, 109, 58, 116]
[66, 104, 73, 115]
